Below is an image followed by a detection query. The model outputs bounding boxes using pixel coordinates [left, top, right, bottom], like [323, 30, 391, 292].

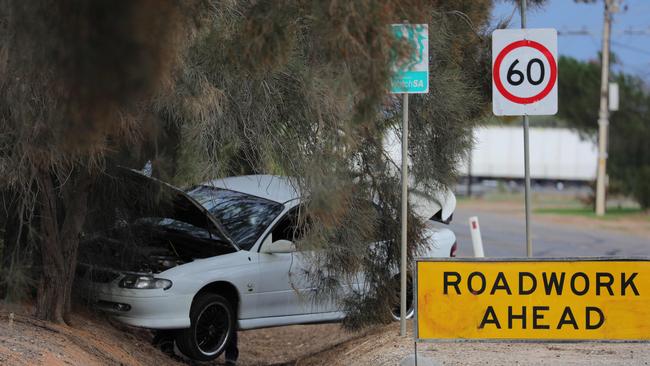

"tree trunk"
[1, 192, 21, 300]
[35, 170, 90, 324]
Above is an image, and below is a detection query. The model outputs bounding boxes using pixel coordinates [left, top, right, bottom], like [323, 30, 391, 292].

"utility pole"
[595, 0, 616, 216]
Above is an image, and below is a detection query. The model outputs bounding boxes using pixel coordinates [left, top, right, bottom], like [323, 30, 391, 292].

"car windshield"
[187, 186, 284, 250]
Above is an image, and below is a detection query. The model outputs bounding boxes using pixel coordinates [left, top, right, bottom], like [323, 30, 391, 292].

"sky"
[491, 0, 650, 81]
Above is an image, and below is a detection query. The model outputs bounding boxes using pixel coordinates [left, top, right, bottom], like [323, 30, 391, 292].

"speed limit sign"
[492, 28, 558, 116]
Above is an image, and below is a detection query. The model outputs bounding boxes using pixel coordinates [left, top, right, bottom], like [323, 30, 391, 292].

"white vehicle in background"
[78, 171, 457, 361]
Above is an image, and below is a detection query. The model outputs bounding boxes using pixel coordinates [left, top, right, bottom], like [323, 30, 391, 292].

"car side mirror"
[261, 239, 296, 254]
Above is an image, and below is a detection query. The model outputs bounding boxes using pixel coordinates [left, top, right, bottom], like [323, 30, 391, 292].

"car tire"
[176, 293, 235, 361]
[390, 274, 414, 321]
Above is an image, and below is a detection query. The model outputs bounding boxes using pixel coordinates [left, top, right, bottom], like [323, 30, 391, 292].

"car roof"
[203, 175, 300, 204]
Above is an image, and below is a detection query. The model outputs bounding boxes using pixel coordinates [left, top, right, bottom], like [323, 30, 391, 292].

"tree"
[557, 56, 650, 209]
[607, 75, 650, 209]
[1, 0, 494, 326]
[172, 0, 494, 328]
[0, 0, 196, 322]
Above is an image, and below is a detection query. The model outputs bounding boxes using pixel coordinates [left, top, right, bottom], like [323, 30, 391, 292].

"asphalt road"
[449, 206, 649, 258]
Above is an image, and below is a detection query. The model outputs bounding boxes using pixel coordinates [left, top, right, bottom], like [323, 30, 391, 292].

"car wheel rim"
[391, 276, 414, 320]
[195, 302, 231, 356]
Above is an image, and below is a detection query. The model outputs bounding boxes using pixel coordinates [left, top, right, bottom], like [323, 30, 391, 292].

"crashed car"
[77, 170, 457, 361]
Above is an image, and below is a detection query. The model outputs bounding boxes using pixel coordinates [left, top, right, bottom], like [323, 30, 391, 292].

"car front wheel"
[176, 293, 235, 361]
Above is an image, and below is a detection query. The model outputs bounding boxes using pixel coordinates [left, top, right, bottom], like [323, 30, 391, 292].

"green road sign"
[391, 24, 429, 94]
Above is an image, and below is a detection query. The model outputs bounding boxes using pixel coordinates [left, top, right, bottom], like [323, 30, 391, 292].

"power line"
[621, 28, 650, 36]
[611, 40, 650, 56]
[557, 28, 593, 36]
[622, 63, 650, 76]
[558, 28, 650, 36]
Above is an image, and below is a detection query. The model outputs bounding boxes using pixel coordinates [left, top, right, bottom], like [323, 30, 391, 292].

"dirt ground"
[237, 322, 368, 365]
[300, 322, 650, 366]
[0, 306, 176, 366]
[3, 307, 648, 366]
[0, 304, 367, 366]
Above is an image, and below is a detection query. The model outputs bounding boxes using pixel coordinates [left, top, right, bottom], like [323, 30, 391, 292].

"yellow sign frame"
[415, 258, 650, 342]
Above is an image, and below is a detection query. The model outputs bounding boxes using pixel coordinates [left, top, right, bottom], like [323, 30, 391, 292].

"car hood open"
[114, 167, 238, 251]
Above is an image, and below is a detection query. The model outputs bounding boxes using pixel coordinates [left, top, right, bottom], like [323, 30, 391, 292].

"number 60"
[507, 58, 545, 86]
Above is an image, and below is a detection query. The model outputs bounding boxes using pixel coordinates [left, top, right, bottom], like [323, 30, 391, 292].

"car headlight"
[119, 275, 172, 290]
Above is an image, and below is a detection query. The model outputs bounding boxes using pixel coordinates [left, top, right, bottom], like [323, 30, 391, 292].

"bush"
[628, 166, 650, 210]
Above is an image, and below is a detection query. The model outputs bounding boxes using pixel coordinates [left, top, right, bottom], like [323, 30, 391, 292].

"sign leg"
[523, 115, 532, 257]
[414, 341, 418, 366]
[521, 0, 532, 258]
[400, 92, 409, 336]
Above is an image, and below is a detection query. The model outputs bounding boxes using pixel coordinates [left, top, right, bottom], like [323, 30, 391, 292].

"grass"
[534, 206, 648, 220]
[464, 192, 584, 206]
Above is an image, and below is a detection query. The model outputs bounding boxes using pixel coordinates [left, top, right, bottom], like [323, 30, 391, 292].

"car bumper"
[92, 288, 193, 329]
[422, 224, 457, 257]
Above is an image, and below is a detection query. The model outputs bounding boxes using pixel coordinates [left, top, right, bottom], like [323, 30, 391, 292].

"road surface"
[449, 205, 649, 258]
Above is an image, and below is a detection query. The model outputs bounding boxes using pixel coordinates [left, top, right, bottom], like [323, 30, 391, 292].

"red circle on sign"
[493, 39, 557, 104]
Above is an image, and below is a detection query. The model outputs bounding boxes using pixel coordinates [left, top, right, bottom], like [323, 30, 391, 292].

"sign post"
[415, 258, 650, 341]
[492, 21, 558, 257]
[521, 0, 532, 258]
[390, 23, 429, 337]
[400, 90, 409, 337]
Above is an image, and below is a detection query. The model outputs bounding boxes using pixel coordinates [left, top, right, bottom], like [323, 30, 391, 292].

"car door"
[289, 249, 341, 314]
[282, 206, 341, 315]
[255, 206, 334, 316]
[256, 204, 364, 317]
[254, 206, 309, 318]
[254, 233, 295, 318]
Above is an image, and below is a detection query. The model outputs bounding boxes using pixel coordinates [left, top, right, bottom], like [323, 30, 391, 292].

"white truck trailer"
[460, 126, 597, 182]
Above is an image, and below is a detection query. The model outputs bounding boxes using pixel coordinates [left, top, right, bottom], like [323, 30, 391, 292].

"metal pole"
[595, 0, 612, 216]
[521, 0, 533, 257]
[523, 116, 532, 257]
[467, 147, 472, 197]
[414, 341, 418, 366]
[400, 92, 409, 336]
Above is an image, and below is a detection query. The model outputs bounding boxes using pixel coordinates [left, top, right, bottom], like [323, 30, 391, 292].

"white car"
[78, 171, 457, 361]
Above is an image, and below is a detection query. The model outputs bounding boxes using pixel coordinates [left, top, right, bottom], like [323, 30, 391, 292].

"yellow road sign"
[415, 259, 649, 341]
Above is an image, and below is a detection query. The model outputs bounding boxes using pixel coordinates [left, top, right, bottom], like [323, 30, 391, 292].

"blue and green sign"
[390, 24, 429, 94]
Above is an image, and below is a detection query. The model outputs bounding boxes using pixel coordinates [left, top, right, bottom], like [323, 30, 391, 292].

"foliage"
[557, 56, 650, 209]
[0, 0, 199, 322]
[0, 0, 494, 327]
[557, 56, 601, 132]
[169, 1, 493, 328]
